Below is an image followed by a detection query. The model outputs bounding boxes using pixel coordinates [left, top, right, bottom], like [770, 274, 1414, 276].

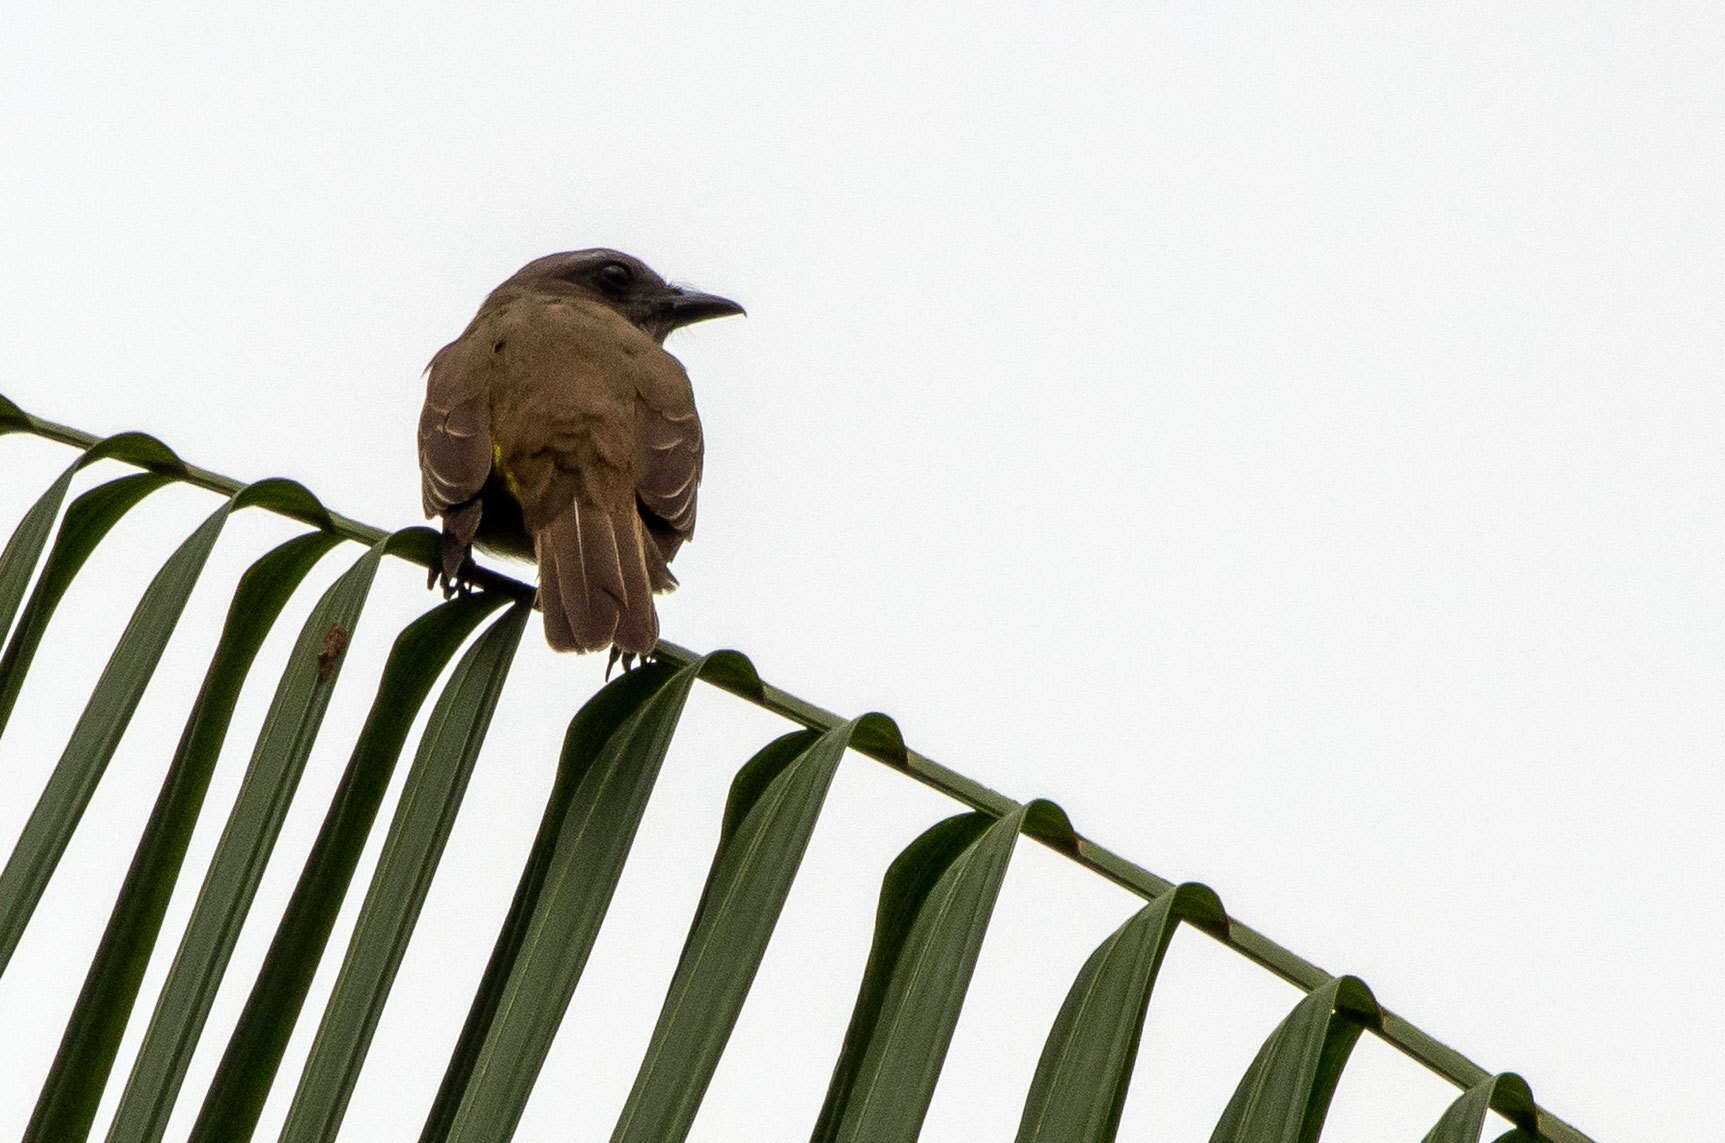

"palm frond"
[0, 396, 1597, 1143]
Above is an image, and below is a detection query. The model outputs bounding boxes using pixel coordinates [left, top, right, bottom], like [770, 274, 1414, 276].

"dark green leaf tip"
[1168, 881, 1229, 935]
[232, 478, 340, 532]
[1021, 799, 1078, 856]
[1487, 1073, 1537, 1129]
[1328, 975, 1382, 1027]
[689, 648, 763, 700]
[90, 431, 189, 476]
[381, 526, 443, 566]
[847, 712, 906, 764]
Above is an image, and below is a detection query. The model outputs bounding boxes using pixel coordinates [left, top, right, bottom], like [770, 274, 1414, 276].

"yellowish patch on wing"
[492, 442, 526, 501]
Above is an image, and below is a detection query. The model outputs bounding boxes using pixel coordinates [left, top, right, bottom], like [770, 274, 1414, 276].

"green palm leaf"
[0, 479, 340, 973]
[105, 532, 406, 1143]
[1422, 1073, 1539, 1143]
[1017, 882, 1227, 1143]
[613, 713, 905, 1143]
[281, 601, 530, 1142]
[1209, 974, 1381, 1143]
[438, 652, 761, 1143]
[0, 471, 171, 737]
[25, 530, 341, 1143]
[815, 801, 1056, 1143]
[0, 396, 1603, 1143]
[190, 588, 515, 1142]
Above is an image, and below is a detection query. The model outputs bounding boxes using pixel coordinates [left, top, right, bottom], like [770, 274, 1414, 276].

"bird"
[417, 249, 742, 668]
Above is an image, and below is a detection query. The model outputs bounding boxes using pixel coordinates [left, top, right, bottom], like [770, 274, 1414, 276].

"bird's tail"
[534, 498, 660, 656]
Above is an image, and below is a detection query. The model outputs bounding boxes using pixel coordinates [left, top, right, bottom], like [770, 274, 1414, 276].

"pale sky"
[2, 3, 1721, 1140]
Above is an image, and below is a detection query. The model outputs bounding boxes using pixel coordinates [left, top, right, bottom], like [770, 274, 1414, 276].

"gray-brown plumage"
[418, 249, 742, 660]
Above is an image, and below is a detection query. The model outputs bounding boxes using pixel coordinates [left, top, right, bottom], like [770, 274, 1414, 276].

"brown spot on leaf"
[316, 622, 349, 684]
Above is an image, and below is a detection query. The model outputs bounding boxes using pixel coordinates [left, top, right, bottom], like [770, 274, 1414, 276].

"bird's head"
[497, 248, 744, 344]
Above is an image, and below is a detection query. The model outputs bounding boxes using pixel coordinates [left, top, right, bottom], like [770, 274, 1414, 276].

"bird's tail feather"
[535, 500, 659, 655]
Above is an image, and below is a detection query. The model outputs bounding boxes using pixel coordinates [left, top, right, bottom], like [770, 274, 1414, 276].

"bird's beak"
[663, 287, 746, 328]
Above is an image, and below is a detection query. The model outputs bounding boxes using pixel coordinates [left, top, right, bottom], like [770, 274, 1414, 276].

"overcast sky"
[2, 3, 1720, 1140]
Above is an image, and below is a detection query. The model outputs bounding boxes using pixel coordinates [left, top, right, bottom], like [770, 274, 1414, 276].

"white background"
[3, 3, 1721, 1139]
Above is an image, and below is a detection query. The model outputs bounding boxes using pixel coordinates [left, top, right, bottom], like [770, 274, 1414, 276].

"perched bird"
[418, 249, 742, 666]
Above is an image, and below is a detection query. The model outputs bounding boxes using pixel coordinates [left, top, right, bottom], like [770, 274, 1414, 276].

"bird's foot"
[606, 646, 641, 680]
[429, 532, 480, 600]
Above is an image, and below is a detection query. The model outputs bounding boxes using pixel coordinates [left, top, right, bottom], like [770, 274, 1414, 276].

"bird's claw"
[430, 561, 479, 600]
[606, 647, 641, 680]
[431, 533, 479, 600]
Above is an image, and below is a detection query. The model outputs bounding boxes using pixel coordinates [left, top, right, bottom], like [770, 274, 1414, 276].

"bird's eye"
[596, 261, 632, 290]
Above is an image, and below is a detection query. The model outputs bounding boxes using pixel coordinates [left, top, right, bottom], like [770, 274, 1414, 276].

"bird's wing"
[418, 332, 494, 522]
[633, 352, 703, 545]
